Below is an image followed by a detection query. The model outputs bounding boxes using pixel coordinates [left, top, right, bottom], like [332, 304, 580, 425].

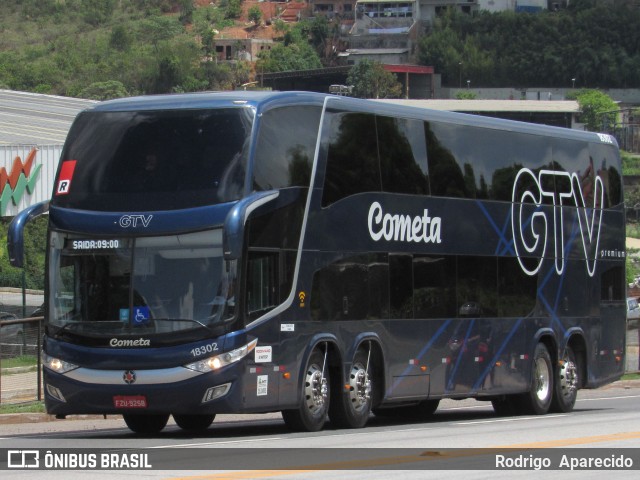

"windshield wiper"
[149, 318, 219, 335]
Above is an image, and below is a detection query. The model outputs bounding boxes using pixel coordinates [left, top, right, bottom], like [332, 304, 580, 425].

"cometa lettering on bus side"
[368, 201, 442, 244]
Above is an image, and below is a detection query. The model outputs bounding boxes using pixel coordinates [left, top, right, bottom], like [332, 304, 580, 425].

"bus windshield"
[48, 228, 237, 339]
[52, 107, 252, 211]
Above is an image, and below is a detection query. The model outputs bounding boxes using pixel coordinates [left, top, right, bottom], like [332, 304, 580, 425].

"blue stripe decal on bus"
[474, 201, 515, 257]
[472, 317, 525, 392]
[446, 319, 476, 392]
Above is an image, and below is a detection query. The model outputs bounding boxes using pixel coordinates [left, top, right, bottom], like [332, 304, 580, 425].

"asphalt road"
[1, 382, 639, 479]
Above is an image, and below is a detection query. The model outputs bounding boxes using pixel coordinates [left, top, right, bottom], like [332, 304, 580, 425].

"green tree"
[139, 15, 184, 50]
[109, 24, 133, 51]
[569, 89, 618, 131]
[248, 6, 262, 26]
[256, 43, 322, 73]
[455, 91, 477, 99]
[79, 80, 128, 100]
[0, 216, 47, 291]
[304, 15, 343, 66]
[225, 0, 243, 20]
[346, 60, 402, 99]
[80, 0, 117, 27]
[416, 3, 640, 88]
[179, 0, 195, 25]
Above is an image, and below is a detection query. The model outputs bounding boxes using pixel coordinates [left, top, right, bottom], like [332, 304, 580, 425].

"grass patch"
[622, 152, 640, 176]
[0, 401, 45, 415]
[622, 372, 640, 381]
[626, 223, 640, 239]
[1, 356, 37, 370]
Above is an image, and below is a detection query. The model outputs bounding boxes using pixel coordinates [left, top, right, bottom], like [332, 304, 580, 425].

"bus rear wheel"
[173, 414, 215, 431]
[123, 414, 169, 434]
[550, 346, 579, 413]
[515, 343, 553, 415]
[282, 349, 329, 432]
[329, 349, 375, 429]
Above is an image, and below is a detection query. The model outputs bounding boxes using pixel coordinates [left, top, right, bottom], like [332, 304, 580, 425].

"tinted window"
[390, 254, 413, 319]
[322, 111, 431, 206]
[601, 263, 625, 302]
[53, 108, 252, 211]
[377, 116, 429, 195]
[457, 256, 497, 317]
[246, 251, 279, 320]
[253, 106, 322, 190]
[589, 142, 623, 207]
[424, 122, 467, 198]
[322, 112, 380, 206]
[426, 122, 553, 202]
[497, 257, 537, 317]
[310, 254, 389, 321]
[413, 255, 457, 319]
[247, 193, 307, 250]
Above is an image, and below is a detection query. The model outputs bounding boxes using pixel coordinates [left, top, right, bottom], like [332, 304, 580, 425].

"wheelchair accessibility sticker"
[119, 307, 151, 325]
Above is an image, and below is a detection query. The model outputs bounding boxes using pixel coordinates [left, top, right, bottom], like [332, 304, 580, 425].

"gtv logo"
[118, 214, 153, 228]
[511, 168, 604, 278]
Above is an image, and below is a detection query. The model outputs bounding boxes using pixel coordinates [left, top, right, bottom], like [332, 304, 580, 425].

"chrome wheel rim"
[558, 357, 578, 399]
[304, 363, 327, 415]
[348, 362, 371, 412]
[534, 356, 551, 402]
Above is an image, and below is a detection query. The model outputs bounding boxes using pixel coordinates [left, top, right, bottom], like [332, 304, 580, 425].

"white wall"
[478, 0, 516, 13]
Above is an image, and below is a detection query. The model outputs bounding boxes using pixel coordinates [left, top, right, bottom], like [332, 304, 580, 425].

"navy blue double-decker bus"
[9, 91, 626, 434]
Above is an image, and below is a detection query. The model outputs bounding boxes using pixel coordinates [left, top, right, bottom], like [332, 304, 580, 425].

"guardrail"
[0, 316, 43, 405]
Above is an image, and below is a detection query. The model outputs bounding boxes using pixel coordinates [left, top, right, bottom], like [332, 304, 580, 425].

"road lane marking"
[455, 414, 567, 425]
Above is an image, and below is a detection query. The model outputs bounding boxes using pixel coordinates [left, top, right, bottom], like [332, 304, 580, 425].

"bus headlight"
[43, 353, 79, 374]
[185, 339, 258, 373]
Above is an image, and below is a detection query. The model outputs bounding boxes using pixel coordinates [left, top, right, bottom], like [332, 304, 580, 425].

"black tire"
[550, 346, 579, 413]
[282, 349, 329, 432]
[173, 414, 215, 432]
[329, 349, 375, 429]
[123, 414, 170, 434]
[514, 343, 554, 415]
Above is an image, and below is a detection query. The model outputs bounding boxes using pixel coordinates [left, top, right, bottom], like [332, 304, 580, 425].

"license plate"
[113, 395, 147, 409]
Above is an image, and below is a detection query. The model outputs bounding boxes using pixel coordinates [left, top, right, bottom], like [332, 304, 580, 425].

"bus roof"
[88, 91, 329, 113]
[86, 91, 615, 147]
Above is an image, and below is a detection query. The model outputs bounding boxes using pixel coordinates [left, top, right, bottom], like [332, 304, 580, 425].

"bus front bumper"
[42, 364, 246, 416]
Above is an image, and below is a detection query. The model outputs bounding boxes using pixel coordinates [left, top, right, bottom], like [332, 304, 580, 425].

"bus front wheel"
[123, 413, 169, 434]
[329, 349, 374, 429]
[282, 349, 330, 432]
[173, 414, 215, 431]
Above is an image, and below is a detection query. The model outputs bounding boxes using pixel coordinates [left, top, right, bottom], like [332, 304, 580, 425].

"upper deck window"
[321, 110, 428, 206]
[252, 105, 322, 191]
[52, 107, 253, 211]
